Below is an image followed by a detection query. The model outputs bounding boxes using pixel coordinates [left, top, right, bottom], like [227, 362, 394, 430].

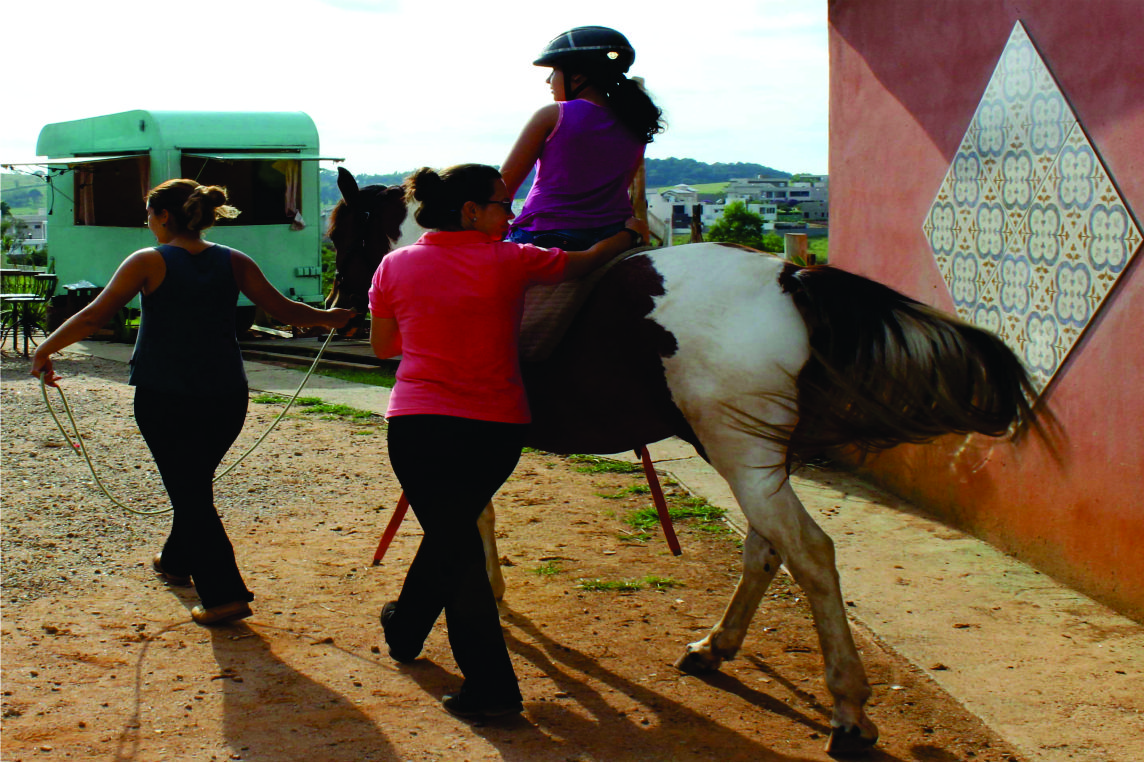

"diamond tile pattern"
[923, 21, 1142, 393]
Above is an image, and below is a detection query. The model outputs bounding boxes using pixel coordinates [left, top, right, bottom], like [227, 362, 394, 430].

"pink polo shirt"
[368, 230, 567, 423]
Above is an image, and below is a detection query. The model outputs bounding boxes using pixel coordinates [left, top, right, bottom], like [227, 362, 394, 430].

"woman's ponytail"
[604, 75, 665, 144]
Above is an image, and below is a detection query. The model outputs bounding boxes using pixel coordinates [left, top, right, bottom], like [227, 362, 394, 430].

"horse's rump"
[778, 263, 1044, 467]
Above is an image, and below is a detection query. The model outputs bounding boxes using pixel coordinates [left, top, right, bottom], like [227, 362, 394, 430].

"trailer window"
[181, 157, 302, 226]
[74, 156, 150, 227]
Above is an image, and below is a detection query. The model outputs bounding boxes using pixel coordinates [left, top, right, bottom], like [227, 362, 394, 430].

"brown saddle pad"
[519, 246, 652, 363]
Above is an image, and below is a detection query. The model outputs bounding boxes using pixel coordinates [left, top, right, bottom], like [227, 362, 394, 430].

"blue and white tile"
[923, 20, 1141, 396]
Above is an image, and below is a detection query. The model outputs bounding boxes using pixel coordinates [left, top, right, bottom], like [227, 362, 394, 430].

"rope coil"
[39, 328, 341, 516]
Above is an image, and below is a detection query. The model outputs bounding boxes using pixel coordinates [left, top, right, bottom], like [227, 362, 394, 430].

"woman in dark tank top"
[32, 179, 353, 625]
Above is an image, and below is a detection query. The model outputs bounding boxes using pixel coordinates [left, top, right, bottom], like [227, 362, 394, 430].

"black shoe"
[442, 692, 523, 720]
[191, 601, 252, 626]
[379, 601, 420, 663]
[152, 553, 192, 587]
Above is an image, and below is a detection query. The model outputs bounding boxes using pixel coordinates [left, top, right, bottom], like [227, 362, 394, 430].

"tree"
[1, 209, 28, 264]
[706, 201, 763, 248]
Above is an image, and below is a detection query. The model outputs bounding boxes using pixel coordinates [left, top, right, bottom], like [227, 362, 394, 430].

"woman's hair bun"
[403, 164, 501, 232]
[182, 184, 239, 230]
[404, 167, 444, 204]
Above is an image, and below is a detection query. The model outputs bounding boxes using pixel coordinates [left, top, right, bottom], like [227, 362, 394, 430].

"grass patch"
[567, 454, 642, 474]
[313, 366, 396, 388]
[251, 393, 379, 421]
[597, 485, 651, 499]
[532, 561, 562, 576]
[577, 575, 684, 592]
[577, 578, 643, 592]
[617, 531, 652, 543]
[807, 236, 829, 263]
[625, 496, 725, 530]
[695, 522, 734, 534]
[642, 575, 685, 590]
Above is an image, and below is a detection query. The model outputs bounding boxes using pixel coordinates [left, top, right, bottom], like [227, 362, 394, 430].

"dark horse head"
[325, 167, 408, 335]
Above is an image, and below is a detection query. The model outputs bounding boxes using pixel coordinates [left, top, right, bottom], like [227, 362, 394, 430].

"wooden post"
[784, 233, 809, 265]
[689, 203, 704, 243]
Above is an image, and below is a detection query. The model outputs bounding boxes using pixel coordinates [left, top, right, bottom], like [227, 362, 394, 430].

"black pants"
[134, 386, 253, 609]
[385, 414, 526, 702]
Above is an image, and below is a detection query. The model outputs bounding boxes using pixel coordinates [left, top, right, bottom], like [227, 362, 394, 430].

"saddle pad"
[519, 246, 652, 363]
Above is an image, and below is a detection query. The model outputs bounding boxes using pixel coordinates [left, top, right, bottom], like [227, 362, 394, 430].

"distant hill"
[644, 158, 789, 187]
[1, 172, 50, 214]
[319, 158, 795, 206]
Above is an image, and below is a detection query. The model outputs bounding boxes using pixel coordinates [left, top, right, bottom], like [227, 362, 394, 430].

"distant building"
[16, 214, 47, 251]
[699, 202, 778, 229]
[646, 176, 824, 240]
[726, 175, 829, 221]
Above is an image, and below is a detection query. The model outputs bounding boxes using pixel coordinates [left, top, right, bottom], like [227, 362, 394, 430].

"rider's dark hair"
[404, 164, 502, 231]
[146, 179, 240, 234]
[564, 68, 664, 144]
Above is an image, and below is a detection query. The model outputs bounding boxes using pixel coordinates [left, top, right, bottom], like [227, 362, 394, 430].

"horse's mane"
[326, 198, 351, 241]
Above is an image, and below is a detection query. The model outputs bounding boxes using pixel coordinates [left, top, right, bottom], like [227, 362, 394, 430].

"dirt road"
[2, 351, 1029, 760]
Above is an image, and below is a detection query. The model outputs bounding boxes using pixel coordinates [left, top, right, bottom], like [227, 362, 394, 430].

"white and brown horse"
[327, 169, 1046, 754]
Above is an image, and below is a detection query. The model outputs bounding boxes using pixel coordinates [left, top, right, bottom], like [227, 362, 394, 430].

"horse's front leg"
[675, 528, 780, 671]
[476, 500, 506, 601]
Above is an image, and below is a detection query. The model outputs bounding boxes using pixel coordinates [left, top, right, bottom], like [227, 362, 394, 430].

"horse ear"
[337, 167, 360, 204]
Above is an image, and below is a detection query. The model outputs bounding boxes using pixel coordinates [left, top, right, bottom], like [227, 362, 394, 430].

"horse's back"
[523, 243, 808, 458]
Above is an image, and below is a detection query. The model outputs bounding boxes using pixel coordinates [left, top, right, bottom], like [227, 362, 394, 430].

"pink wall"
[828, 0, 1143, 618]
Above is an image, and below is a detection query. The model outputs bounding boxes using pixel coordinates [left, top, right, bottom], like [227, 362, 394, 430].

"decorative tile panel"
[924, 21, 1142, 395]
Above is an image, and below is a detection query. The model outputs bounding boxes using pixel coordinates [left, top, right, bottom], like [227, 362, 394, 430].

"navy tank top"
[129, 244, 247, 395]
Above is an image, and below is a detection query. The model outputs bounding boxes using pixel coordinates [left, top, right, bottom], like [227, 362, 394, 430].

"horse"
[324, 168, 408, 336]
[326, 170, 1047, 755]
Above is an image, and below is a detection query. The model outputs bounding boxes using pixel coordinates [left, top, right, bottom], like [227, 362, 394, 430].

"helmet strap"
[563, 70, 591, 99]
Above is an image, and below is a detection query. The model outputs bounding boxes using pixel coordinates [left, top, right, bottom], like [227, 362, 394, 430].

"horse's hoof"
[673, 647, 722, 675]
[825, 723, 878, 758]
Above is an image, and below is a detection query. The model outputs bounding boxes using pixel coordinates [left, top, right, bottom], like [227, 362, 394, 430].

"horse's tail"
[774, 263, 1051, 469]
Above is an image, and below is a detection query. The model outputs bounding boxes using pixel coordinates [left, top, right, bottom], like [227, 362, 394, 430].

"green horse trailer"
[8, 109, 341, 332]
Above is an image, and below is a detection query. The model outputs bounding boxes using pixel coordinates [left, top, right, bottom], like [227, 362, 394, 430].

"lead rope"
[39, 327, 341, 516]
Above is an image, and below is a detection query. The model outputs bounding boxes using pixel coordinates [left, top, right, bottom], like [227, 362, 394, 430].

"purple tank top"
[512, 100, 645, 232]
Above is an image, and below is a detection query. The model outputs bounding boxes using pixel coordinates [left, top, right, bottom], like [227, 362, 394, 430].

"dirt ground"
[1, 351, 1023, 762]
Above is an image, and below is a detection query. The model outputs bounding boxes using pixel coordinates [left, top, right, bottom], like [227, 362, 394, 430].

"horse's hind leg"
[477, 500, 506, 601]
[675, 528, 781, 670]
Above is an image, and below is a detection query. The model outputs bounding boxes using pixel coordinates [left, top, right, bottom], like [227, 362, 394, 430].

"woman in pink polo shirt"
[368, 163, 641, 720]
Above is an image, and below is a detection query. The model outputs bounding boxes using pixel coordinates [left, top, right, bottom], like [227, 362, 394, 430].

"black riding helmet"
[533, 26, 636, 78]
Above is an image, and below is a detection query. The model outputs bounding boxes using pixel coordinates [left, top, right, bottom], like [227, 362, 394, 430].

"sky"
[0, 0, 829, 176]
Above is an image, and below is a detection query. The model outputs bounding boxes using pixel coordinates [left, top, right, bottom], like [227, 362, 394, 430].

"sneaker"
[191, 601, 252, 626]
[442, 692, 523, 720]
[152, 553, 192, 587]
[379, 601, 420, 663]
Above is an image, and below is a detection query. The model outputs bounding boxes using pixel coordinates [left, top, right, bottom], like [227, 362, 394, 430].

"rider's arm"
[501, 104, 560, 198]
[561, 222, 645, 281]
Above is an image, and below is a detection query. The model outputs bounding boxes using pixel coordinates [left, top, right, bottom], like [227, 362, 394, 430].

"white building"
[725, 175, 828, 221]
